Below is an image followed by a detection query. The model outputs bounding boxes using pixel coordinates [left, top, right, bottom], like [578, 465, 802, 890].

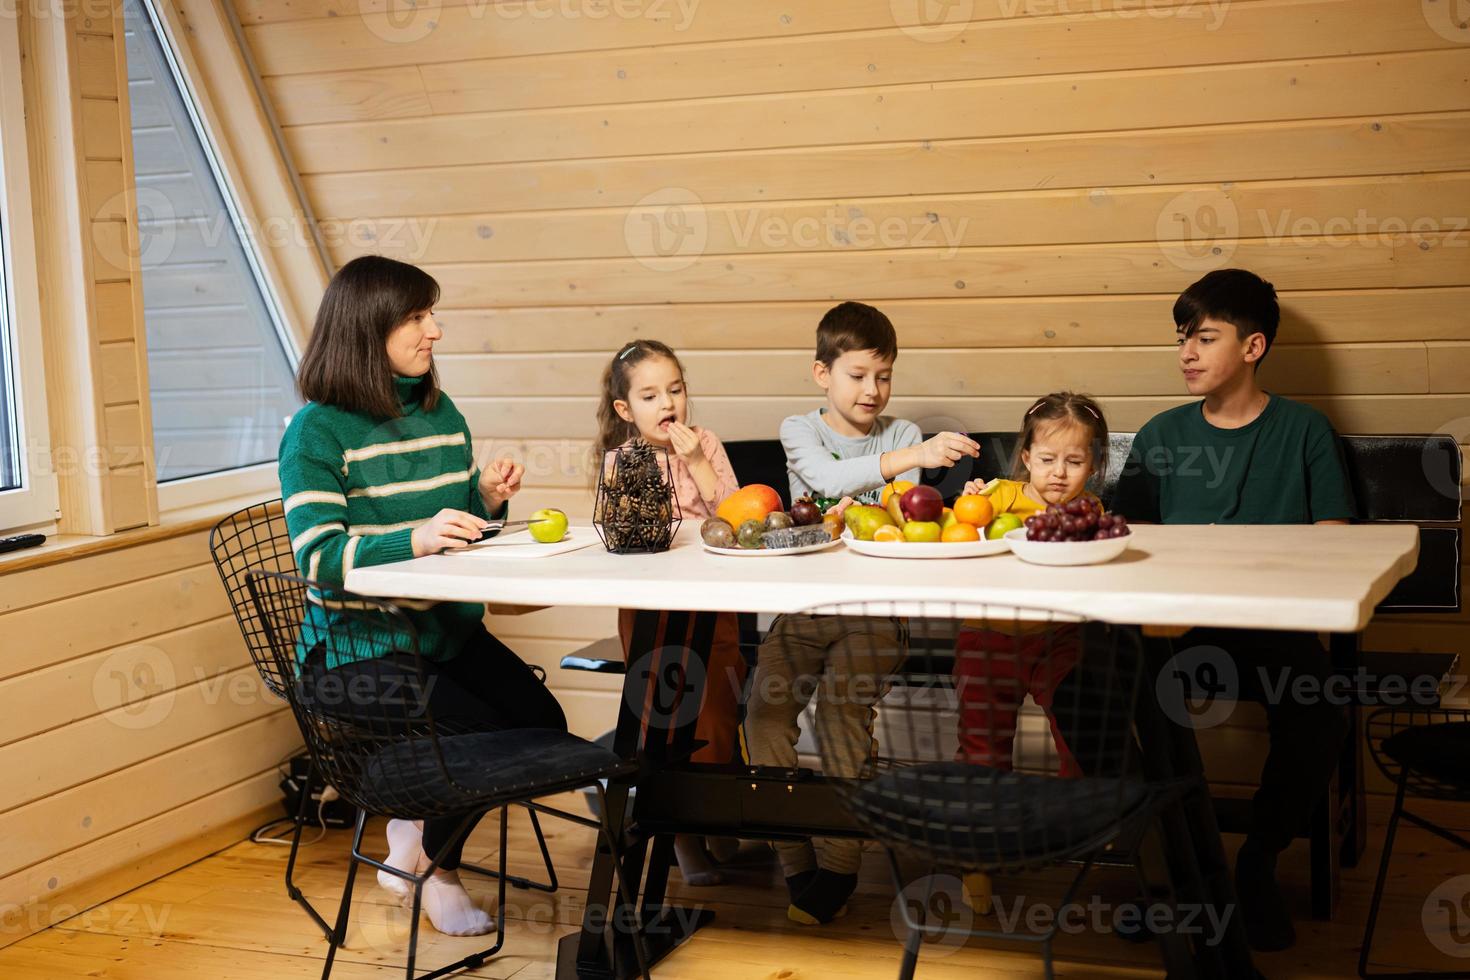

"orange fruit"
[872, 524, 904, 543]
[941, 523, 980, 542]
[880, 480, 917, 509]
[953, 494, 994, 528]
[716, 484, 782, 529]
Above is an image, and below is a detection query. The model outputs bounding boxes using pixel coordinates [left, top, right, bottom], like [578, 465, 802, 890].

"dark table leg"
[559, 609, 717, 979]
[1137, 633, 1259, 980]
[1330, 632, 1369, 871]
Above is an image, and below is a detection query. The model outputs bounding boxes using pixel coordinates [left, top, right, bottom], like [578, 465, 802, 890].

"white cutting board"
[450, 526, 601, 559]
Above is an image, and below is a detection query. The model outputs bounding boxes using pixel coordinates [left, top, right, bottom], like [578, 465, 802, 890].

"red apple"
[899, 485, 943, 523]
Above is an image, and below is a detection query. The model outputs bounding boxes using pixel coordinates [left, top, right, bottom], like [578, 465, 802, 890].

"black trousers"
[1179, 627, 1349, 852]
[304, 627, 567, 870]
[1050, 625, 1348, 852]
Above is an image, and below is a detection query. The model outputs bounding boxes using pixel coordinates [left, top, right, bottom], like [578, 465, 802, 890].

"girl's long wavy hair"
[591, 340, 687, 483]
[1011, 391, 1109, 482]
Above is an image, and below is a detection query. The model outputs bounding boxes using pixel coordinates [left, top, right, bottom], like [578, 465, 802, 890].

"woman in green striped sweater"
[279, 255, 565, 938]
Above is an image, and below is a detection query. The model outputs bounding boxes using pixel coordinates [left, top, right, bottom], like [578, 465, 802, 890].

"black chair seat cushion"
[1382, 722, 1470, 788]
[362, 728, 633, 816]
[849, 762, 1151, 867]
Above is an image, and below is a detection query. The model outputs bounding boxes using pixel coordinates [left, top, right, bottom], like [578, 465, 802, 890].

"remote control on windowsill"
[0, 533, 47, 555]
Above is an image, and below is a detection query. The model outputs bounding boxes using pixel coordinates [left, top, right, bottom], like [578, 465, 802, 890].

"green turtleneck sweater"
[277, 376, 506, 665]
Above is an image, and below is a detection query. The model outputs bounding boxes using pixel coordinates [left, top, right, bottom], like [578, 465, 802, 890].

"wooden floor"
[1, 791, 1466, 979]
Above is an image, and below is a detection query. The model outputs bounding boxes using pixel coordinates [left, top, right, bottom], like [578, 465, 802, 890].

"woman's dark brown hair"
[1011, 391, 1109, 481]
[296, 255, 442, 418]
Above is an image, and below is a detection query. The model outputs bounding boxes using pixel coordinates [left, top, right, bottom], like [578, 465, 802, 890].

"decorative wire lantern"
[593, 438, 682, 554]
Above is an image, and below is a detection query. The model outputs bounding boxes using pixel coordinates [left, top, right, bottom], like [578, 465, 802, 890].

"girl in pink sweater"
[594, 340, 746, 885]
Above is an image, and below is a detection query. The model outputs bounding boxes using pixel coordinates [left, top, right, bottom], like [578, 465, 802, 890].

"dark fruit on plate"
[1025, 500, 1131, 542]
[701, 518, 736, 549]
[737, 519, 765, 549]
[790, 496, 821, 526]
[765, 510, 795, 531]
[899, 485, 944, 523]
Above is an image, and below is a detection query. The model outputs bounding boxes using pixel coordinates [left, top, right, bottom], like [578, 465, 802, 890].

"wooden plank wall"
[232, 0, 1470, 737]
[0, 529, 302, 948]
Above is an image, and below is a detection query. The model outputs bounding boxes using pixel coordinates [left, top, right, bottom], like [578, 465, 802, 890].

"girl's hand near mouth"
[665, 420, 707, 465]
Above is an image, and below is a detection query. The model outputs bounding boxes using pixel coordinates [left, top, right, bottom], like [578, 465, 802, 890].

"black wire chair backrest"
[246, 569, 474, 819]
[796, 600, 1146, 873]
[209, 499, 297, 698]
[1365, 706, 1470, 801]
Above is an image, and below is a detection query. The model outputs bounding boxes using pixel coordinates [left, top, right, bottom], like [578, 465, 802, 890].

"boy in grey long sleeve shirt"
[746, 302, 979, 927]
[781, 409, 921, 505]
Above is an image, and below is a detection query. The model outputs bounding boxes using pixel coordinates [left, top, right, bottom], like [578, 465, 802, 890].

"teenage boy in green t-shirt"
[1112, 269, 1354, 952]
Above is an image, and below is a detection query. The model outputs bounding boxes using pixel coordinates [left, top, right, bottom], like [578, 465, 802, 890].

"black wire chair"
[246, 569, 650, 980]
[208, 499, 333, 939]
[1359, 706, 1470, 979]
[209, 501, 560, 942]
[802, 600, 1156, 980]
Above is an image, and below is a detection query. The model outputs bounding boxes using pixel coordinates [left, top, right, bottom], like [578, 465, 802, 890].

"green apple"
[528, 508, 569, 544]
[986, 512, 1023, 540]
[902, 521, 941, 543]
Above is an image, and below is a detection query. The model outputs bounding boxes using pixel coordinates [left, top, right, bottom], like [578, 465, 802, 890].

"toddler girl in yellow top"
[956, 391, 1108, 772]
[961, 394, 1106, 516]
[952, 392, 1109, 912]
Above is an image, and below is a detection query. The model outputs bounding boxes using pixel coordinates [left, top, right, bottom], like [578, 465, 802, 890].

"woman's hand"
[479, 457, 524, 512]
[412, 509, 490, 557]
[665, 421, 707, 465]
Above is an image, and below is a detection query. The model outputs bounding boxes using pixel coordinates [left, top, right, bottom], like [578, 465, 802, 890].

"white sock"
[420, 868, 496, 937]
[377, 819, 420, 902]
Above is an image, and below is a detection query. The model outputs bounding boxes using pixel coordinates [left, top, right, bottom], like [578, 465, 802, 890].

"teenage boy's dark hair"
[816, 301, 898, 367]
[297, 254, 442, 419]
[1173, 268, 1280, 367]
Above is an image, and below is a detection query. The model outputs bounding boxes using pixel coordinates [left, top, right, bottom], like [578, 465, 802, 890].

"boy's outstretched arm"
[880, 431, 981, 481]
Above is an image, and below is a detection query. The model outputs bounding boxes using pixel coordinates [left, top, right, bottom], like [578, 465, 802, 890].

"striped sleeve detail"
[352, 519, 429, 536]
[346, 466, 473, 500]
[341, 432, 466, 474]
[342, 535, 363, 575]
[292, 522, 345, 556]
[284, 490, 347, 514]
[280, 426, 417, 588]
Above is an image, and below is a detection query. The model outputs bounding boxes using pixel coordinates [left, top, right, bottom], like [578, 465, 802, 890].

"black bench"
[562, 431, 1463, 917]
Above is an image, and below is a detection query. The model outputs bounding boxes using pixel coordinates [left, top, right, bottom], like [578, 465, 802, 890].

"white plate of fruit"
[699, 487, 843, 556]
[1004, 497, 1133, 566]
[840, 484, 1016, 559]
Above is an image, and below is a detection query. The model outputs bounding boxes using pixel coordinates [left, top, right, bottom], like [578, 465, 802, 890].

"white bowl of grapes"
[1003, 497, 1132, 567]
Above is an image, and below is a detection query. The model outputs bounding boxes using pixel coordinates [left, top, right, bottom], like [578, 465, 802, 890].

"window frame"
[125, 0, 306, 512]
[0, 13, 60, 534]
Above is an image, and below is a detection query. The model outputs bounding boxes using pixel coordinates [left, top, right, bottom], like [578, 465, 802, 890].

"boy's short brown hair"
[815, 301, 898, 367]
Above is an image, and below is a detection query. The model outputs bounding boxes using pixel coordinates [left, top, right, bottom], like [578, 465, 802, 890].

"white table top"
[345, 523, 1421, 633]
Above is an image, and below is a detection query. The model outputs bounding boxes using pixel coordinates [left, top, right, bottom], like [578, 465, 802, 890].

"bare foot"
[413, 854, 496, 936]
[377, 819, 421, 902]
